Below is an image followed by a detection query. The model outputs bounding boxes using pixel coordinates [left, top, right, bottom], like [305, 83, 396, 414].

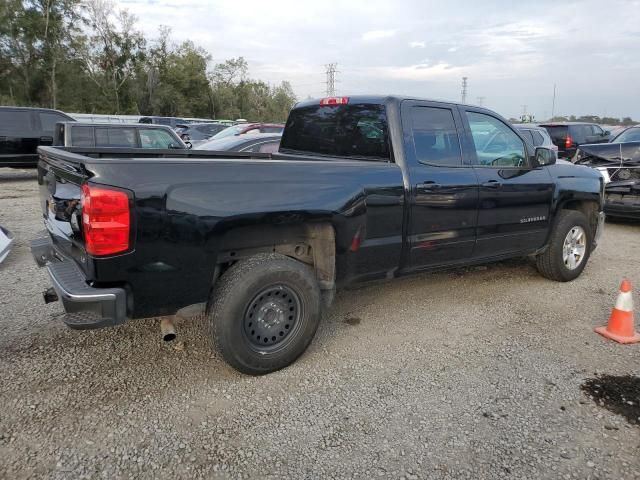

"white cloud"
[361, 30, 396, 42]
[114, 0, 640, 118]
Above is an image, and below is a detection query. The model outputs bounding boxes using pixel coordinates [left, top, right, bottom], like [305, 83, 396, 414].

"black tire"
[209, 253, 321, 375]
[536, 210, 592, 282]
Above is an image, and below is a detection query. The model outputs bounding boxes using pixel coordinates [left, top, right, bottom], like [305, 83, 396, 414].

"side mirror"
[185, 141, 193, 149]
[534, 147, 556, 166]
[604, 130, 611, 136]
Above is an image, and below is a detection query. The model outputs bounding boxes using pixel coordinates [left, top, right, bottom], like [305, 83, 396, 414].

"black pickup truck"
[32, 95, 605, 374]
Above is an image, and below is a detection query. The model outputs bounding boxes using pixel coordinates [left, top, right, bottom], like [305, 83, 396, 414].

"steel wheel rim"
[562, 226, 587, 270]
[243, 284, 302, 352]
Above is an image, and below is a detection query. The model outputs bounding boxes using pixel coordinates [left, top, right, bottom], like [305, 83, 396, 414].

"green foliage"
[0, 2, 297, 121]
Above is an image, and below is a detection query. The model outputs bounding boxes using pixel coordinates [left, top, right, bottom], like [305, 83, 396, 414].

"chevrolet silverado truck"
[32, 95, 605, 375]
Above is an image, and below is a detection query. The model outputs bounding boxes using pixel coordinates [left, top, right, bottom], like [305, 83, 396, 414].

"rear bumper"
[31, 235, 129, 329]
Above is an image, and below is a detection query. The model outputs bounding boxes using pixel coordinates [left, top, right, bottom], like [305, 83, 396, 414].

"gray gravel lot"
[1, 169, 640, 479]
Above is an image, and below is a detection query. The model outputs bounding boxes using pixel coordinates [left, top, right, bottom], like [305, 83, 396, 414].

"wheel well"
[216, 223, 336, 291]
[561, 200, 599, 235]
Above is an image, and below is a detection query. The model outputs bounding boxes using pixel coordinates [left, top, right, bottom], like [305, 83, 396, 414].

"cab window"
[95, 127, 138, 147]
[410, 106, 463, 166]
[140, 129, 179, 148]
[466, 112, 526, 167]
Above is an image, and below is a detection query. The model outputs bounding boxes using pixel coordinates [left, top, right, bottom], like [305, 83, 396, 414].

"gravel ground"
[1, 169, 640, 479]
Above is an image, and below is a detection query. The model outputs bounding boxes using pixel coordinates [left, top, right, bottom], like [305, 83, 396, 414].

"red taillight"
[320, 96, 349, 106]
[565, 135, 573, 149]
[81, 183, 130, 256]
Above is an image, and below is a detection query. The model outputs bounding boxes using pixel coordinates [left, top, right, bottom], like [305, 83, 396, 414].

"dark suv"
[0, 106, 75, 168]
[538, 122, 610, 159]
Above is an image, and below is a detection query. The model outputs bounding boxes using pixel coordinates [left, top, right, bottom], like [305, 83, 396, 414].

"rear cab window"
[280, 102, 390, 161]
[70, 126, 95, 147]
[95, 127, 138, 147]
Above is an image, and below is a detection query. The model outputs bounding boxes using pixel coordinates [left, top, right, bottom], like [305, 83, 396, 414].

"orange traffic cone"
[595, 279, 640, 344]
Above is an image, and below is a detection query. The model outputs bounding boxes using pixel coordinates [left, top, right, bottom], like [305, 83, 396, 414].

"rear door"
[36, 110, 71, 146]
[402, 100, 479, 269]
[0, 109, 38, 165]
[461, 108, 554, 258]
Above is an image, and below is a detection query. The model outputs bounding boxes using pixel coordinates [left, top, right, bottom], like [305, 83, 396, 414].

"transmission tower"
[325, 63, 338, 97]
[476, 96, 485, 107]
[461, 77, 468, 104]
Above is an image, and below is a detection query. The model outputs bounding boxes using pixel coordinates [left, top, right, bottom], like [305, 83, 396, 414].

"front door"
[461, 109, 554, 258]
[402, 101, 479, 269]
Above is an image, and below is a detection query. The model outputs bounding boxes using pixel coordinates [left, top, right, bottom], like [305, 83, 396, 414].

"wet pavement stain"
[581, 374, 640, 425]
[344, 316, 361, 326]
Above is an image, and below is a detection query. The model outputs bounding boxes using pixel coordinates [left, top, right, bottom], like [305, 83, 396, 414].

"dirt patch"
[581, 374, 640, 425]
[344, 316, 361, 326]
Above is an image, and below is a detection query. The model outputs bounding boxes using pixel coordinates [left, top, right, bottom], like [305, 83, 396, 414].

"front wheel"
[536, 210, 592, 282]
[209, 253, 321, 375]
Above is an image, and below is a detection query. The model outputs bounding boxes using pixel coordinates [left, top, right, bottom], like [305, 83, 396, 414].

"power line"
[325, 63, 338, 97]
[461, 77, 468, 104]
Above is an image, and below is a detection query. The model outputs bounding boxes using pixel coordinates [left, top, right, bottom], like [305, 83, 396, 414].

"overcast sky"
[119, 0, 640, 120]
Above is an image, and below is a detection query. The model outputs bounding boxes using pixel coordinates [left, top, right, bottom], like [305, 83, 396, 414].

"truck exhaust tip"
[160, 317, 177, 342]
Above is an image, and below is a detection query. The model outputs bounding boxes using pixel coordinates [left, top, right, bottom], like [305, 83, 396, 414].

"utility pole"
[551, 84, 556, 120]
[476, 96, 485, 107]
[325, 63, 338, 97]
[461, 77, 468, 104]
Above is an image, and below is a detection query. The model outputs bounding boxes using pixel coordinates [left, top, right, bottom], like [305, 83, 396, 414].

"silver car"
[515, 124, 559, 158]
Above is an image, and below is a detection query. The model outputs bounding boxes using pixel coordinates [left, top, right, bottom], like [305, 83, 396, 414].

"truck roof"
[293, 94, 480, 109]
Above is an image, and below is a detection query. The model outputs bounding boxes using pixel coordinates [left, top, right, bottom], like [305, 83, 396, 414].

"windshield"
[280, 103, 390, 160]
[197, 136, 247, 151]
[211, 125, 244, 140]
[611, 127, 640, 143]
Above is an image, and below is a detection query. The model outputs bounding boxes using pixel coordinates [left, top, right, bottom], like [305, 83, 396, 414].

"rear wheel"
[536, 210, 592, 282]
[209, 253, 321, 375]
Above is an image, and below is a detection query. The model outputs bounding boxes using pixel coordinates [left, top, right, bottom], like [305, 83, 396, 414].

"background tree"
[0, 2, 298, 119]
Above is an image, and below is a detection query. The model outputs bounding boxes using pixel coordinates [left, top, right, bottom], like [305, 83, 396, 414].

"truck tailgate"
[36, 149, 89, 271]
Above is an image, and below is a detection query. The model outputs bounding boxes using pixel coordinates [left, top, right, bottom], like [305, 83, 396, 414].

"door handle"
[482, 180, 501, 189]
[40, 136, 53, 143]
[418, 181, 441, 191]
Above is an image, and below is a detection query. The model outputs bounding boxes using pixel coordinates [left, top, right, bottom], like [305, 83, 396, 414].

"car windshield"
[611, 127, 640, 143]
[279, 103, 390, 160]
[197, 136, 248, 151]
[211, 125, 245, 140]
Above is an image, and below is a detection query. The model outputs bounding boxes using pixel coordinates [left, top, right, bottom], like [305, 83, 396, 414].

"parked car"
[0, 225, 13, 263]
[538, 122, 610, 159]
[31, 95, 604, 375]
[211, 123, 285, 140]
[175, 123, 229, 143]
[575, 136, 640, 219]
[514, 124, 558, 157]
[0, 106, 75, 168]
[197, 133, 281, 153]
[54, 122, 188, 149]
[609, 126, 640, 144]
[139, 116, 187, 129]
